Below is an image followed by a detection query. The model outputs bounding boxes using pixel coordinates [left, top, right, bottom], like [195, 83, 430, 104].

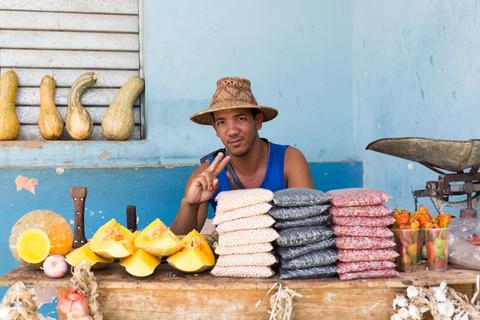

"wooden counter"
[0, 263, 478, 319]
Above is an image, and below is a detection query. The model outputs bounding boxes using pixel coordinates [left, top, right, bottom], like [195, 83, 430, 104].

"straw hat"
[190, 77, 278, 125]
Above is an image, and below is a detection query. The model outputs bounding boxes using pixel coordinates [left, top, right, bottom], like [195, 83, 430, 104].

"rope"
[256, 282, 303, 320]
[70, 261, 103, 320]
[1, 281, 39, 320]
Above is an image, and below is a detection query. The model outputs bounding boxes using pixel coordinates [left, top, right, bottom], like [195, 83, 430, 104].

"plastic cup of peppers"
[392, 206, 451, 272]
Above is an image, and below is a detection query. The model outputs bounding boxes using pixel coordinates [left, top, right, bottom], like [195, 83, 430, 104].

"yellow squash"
[134, 218, 182, 257]
[65, 72, 96, 140]
[167, 229, 215, 273]
[65, 243, 114, 269]
[90, 219, 134, 259]
[38, 75, 64, 139]
[120, 248, 160, 277]
[102, 76, 144, 140]
[0, 70, 20, 140]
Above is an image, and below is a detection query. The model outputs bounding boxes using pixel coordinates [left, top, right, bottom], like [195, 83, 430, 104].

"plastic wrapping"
[448, 218, 480, 270]
[276, 237, 336, 260]
[274, 214, 330, 230]
[276, 226, 333, 247]
[269, 204, 329, 221]
[327, 188, 391, 207]
[273, 188, 330, 207]
[280, 249, 337, 269]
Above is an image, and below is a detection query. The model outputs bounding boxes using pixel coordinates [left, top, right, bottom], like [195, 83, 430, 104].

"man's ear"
[255, 112, 263, 130]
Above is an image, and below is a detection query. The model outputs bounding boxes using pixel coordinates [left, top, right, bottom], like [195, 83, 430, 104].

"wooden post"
[126, 205, 137, 232]
[70, 187, 88, 248]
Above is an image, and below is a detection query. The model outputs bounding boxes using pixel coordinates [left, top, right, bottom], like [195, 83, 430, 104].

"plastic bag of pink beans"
[327, 188, 390, 207]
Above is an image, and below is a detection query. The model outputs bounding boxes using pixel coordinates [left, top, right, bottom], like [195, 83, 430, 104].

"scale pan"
[366, 137, 480, 173]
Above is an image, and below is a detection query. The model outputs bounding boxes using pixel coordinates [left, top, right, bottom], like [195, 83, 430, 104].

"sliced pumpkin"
[167, 229, 215, 273]
[134, 218, 182, 257]
[65, 243, 114, 269]
[16, 229, 51, 264]
[9, 210, 73, 265]
[119, 248, 160, 277]
[90, 219, 134, 259]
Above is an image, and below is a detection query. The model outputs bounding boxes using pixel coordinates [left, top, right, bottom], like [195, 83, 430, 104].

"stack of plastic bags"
[327, 188, 399, 280]
[269, 188, 336, 279]
[211, 188, 278, 278]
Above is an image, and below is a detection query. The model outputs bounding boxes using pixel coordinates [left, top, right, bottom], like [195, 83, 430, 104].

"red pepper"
[439, 212, 451, 228]
[396, 211, 410, 225]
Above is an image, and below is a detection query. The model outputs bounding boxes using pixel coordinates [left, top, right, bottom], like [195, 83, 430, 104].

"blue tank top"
[209, 141, 288, 211]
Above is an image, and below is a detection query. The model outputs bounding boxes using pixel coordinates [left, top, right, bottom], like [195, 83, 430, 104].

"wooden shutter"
[0, 0, 144, 140]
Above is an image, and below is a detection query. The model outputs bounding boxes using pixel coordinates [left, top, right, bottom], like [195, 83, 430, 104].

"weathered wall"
[353, 0, 480, 212]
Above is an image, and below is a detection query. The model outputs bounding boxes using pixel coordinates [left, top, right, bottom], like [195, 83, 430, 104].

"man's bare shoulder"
[284, 146, 314, 188]
[285, 146, 307, 165]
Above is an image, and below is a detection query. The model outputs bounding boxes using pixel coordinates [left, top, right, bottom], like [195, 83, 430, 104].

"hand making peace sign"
[184, 152, 231, 205]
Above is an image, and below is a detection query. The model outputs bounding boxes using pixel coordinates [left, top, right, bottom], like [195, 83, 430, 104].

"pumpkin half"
[167, 229, 215, 273]
[9, 210, 73, 265]
[65, 243, 114, 269]
[134, 218, 182, 257]
[90, 219, 134, 259]
[16, 229, 51, 264]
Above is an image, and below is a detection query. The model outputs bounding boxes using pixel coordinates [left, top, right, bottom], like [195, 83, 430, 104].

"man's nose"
[226, 121, 240, 135]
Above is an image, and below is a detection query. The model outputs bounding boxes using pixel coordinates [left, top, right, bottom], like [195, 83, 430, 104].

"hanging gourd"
[101, 76, 144, 140]
[0, 69, 20, 140]
[38, 75, 64, 140]
[66, 72, 96, 140]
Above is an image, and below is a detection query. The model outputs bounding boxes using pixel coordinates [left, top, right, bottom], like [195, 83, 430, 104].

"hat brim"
[190, 103, 278, 125]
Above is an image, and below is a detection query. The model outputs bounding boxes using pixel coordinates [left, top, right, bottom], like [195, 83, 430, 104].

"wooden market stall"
[0, 263, 478, 319]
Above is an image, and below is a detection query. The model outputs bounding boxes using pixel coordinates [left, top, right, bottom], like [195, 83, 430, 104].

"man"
[171, 77, 314, 235]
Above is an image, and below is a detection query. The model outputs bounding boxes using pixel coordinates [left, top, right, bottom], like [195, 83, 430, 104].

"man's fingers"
[207, 152, 225, 174]
[212, 178, 219, 192]
[213, 155, 231, 176]
[197, 175, 208, 191]
[203, 170, 214, 191]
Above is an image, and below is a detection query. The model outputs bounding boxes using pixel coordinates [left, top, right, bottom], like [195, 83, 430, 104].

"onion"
[42, 254, 68, 279]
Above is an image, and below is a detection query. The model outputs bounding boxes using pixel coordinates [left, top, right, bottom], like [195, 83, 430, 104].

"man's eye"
[239, 117, 247, 121]
[216, 121, 224, 126]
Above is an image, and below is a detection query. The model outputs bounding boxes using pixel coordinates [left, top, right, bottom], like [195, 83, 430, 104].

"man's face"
[212, 108, 263, 157]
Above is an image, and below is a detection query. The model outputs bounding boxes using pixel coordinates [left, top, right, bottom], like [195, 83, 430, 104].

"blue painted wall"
[145, 0, 355, 163]
[353, 1, 480, 213]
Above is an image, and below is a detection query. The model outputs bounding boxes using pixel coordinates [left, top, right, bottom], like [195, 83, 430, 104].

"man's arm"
[284, 146, 315, 188]
[170, 153, 230, 235]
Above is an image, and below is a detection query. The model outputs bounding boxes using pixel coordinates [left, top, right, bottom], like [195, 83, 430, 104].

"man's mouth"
[228, 139, 243, 147]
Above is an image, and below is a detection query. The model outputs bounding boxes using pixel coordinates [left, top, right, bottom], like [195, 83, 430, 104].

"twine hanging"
[70, 261, 103, 320]
[0, 281, 39, 320]
[256, 282, 303, 320]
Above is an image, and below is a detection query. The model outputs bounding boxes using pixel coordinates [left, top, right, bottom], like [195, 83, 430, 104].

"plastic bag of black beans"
[280, 249, 337, 269]
[279, 265, 337, 280]
[269, 204, 330, 221]
[274, 214, 330, 230]
[273, 188, 331, 207]
[276, 237, 336, 260]
[276, 226, 333, 247]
